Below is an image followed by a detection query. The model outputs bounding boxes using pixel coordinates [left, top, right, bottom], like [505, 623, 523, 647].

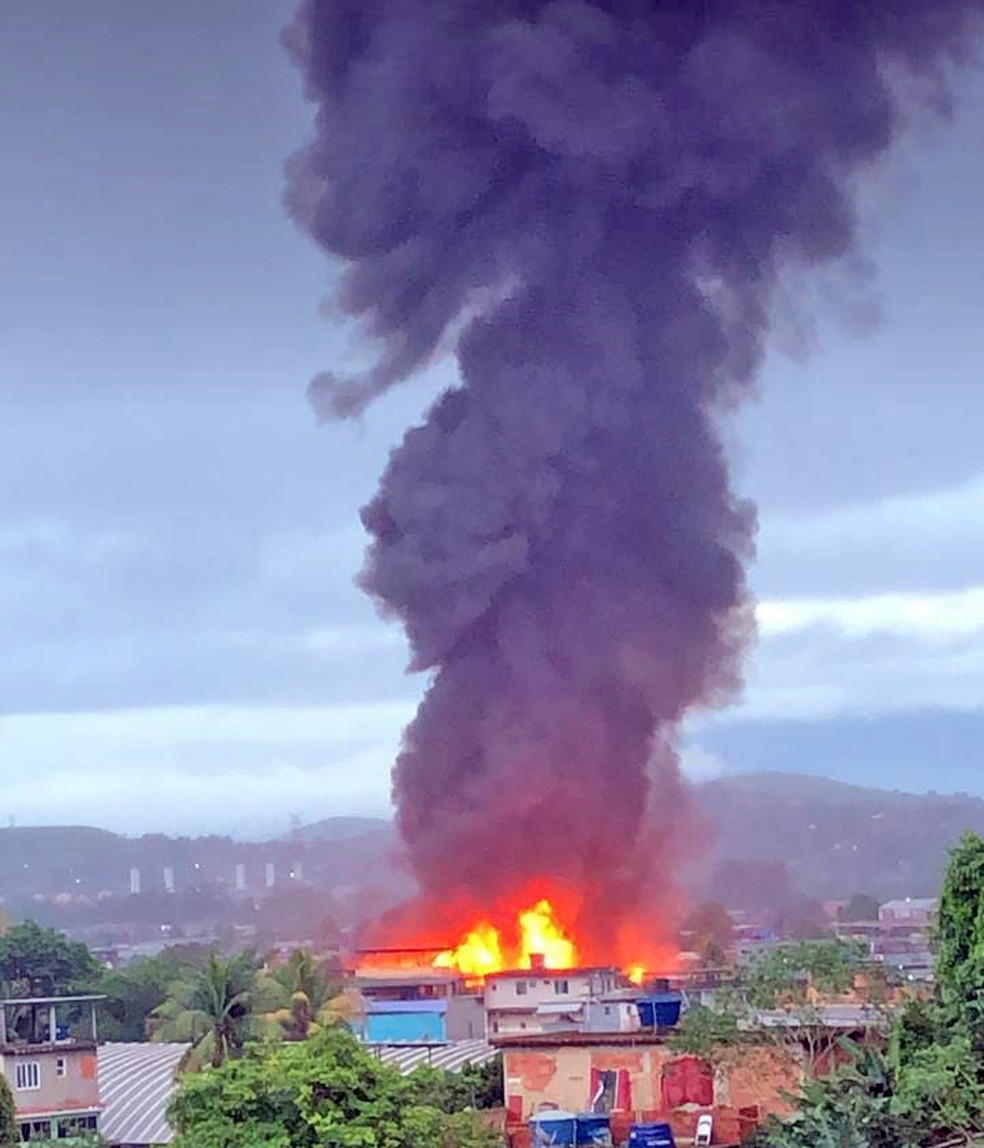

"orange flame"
[434, 898, 578, 975]
[433, 921, 504, 978]
[626, 963, 646, 986]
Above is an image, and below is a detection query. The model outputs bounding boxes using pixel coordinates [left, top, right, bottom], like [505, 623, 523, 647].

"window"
[515, 980, 527, 996]
[55, 1114, 98, 1138]
[15, 1062, 41, 1091]
[55, 1058, 67, 1079]
[554, 979, 570, 995]
[20, 1118, 51, 1141]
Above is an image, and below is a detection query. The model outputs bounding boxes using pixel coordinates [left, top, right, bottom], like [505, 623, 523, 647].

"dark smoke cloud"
[285, 1, 981, 946]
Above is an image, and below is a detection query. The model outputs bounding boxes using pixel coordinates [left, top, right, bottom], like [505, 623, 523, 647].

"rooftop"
[355, 969, 462, 984]
[367, 1039, 499, 1074]
[485, 966, 617, 981]
[491, 1029, 668, 1048]
[98, 1041, 188, 1147]
[0, 995, 105, 1007]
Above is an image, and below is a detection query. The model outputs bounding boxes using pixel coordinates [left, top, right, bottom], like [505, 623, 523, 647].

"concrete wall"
[502, 1042, 802, 1122]
[585, 1001, 639, 1033]
[447, 995, 486, 1041]
[2, 1047, 101, 1117]
[485, 973, 594, 1011]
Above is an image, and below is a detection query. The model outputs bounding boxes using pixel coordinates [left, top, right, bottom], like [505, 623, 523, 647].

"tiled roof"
[98, 1042, 187, 1146]
[366, 1039, 499, 1074]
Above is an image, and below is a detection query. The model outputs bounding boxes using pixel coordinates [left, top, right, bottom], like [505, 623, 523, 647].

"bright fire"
[434, 898, 578, 977]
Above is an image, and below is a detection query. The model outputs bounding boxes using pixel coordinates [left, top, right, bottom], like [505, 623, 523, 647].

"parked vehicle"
[627, 1122, 676, 1148]
[694, 1113, 713, 1145]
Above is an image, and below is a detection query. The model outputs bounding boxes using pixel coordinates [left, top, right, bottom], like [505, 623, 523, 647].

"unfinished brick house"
[498, 1029, 816, 1144]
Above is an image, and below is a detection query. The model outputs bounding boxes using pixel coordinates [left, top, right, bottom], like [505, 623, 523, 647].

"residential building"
[0, 994, 103, 1142]
[878, 898, 937, 930]
[484, 968, 623, 1038]
[355, 968, 484, 1043]
[498, 1030, 794, 1142]
[496, 1005, 885, 1142]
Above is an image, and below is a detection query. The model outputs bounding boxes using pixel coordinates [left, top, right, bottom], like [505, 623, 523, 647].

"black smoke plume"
[285, 1, 981, 953]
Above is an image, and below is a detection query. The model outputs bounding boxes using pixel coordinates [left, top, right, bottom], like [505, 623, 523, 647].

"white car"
[694, 1114, 713, 1146]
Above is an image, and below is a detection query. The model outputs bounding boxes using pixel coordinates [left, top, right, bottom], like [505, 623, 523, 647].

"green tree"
[890, 1032, 984, 1144]
[258, 948, 342, 1041]
[668, 1002, 740, 1058]
[746, 1041, 900, 1148]
[405, 1058, 503, 1112]
[750, 833, 984, 1147]
[0, 1074, 17, 1147]
[0, 921, 101, 997]
[168, 1027, 499, 1148]
[739, 940, 865, 1009]
[150, 950, 266, 1069]
[711, 941, 870, 1077]
[99, 945, 209, 1042]
[935, 831, 984, 1038]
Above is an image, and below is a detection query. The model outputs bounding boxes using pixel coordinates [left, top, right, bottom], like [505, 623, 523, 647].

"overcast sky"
[2, 2, 982, 837]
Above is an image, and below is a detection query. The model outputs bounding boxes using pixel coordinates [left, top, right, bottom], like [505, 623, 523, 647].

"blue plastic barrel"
[627, 1122, 676, 1148]
[531, 1111, 578, 1146]
[575, 1113, 612, 1145]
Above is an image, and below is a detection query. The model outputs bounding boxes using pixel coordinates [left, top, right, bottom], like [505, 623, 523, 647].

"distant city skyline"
[1, 1, 983, 836]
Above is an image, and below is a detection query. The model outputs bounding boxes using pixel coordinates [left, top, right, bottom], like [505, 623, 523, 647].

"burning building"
[285, 1, 984, 972]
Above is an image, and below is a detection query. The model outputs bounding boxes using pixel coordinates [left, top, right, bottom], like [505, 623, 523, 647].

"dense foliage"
[748, 833, 984, 1147]
[150, 950, 268, 1068]
[671, 939, 869, 1065]
[0, 920, 101, 997]
[257, 948, 343, 1041]
[0, 1075, 16, 1147]
[168, 1027, 500, 1148]
[98, 944, 210, 1041]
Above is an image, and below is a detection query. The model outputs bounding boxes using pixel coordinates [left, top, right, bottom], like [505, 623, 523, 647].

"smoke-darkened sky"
[2, 0, 983, 836]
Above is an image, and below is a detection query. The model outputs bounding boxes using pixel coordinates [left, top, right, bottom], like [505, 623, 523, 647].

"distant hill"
[2, 774, 981, 917]
[288, 816, 392, 844]
[694, 771, 984, 901]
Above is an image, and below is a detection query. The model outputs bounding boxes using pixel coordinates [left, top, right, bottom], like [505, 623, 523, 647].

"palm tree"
[150, 950, 264, 1069]
[259, 948, 344, 1041]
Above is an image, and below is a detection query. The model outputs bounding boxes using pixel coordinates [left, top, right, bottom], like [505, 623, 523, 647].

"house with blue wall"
[361, 999, 449, 1044]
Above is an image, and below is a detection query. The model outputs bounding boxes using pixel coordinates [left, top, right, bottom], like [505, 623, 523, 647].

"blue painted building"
[361, 999, 448, 1044]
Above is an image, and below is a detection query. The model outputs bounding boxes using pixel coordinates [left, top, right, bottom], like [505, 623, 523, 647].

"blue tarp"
[636, 993, 682, 1028]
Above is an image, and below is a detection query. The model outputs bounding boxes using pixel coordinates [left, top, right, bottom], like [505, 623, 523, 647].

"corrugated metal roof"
[98, 1042, 187, 1146]
[98, 1039, 498, 1144]
[367, 1039, 499, 1074]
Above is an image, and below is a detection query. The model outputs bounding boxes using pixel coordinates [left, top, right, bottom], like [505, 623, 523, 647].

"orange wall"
[503, 1042, 803, 1121]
